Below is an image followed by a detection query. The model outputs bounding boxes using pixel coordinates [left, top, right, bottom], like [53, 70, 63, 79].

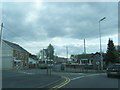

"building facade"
[2, 40, 29, 70]
[28, 54, 38, 68]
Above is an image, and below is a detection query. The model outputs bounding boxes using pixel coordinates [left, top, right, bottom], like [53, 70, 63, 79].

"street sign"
[100, 55, 103, 61]
[96, 61, 100, 65]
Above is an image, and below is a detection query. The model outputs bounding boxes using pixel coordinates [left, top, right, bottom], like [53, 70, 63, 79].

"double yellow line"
[49, 76, 71, 90]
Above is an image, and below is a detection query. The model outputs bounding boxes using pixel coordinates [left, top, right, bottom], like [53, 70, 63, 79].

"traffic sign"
[96, 61, 100, 65]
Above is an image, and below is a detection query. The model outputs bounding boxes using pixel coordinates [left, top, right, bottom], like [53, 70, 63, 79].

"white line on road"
[78, 73, 84, 75]
[71, 76, 85, 80]
[71, 74, 103, 81]
[19, 71, 35, 75]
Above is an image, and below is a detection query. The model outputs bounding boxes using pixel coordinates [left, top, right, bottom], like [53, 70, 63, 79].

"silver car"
[106, 63, 120, 77]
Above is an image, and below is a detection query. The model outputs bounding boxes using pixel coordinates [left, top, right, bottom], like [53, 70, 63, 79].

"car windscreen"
[108, 65, 120, 69]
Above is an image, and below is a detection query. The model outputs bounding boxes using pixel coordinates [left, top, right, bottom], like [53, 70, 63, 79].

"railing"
[52, 64, 106, 73]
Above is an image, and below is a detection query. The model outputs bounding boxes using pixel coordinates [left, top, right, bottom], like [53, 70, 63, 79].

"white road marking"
[71, 76, 85, 80]
[71, 74, 102, 81]
[78, 73, 84, 75]
[19, 71, 35, 75]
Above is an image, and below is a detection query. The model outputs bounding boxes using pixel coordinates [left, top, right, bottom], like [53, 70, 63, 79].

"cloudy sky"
[1, 1, 118, 57]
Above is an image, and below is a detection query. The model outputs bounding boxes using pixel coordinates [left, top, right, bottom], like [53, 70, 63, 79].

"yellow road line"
[57, 77, 71, 88]
[49, 76, 71, 90]
[52, 76, 67, 87]
[52, 76, 68, 88]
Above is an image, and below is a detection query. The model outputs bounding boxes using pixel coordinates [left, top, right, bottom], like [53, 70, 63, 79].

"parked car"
[106, 63, 120, 77]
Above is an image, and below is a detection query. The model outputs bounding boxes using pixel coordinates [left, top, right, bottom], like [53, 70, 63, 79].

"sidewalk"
[2, 69, 63, 88]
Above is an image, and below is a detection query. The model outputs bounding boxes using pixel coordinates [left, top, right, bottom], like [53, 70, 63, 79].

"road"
[49, 72, 120, 89]
[62, 73, 119, 88]
[2, 69, 120, 89]
[2, 69, 61, 88]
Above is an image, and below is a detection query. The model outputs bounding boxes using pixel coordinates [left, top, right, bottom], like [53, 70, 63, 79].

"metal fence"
[52, 64, 106, 73]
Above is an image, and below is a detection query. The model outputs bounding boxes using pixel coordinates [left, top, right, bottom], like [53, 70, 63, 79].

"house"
[54, 56, 67, 64]
[78, 58, 92, 65]
[115, 45, 120, 53]
[38, 49, 48, 59]
[92, 52, 103, 70]
[1, 40, 29, 70]
[28, 53, 38, 68]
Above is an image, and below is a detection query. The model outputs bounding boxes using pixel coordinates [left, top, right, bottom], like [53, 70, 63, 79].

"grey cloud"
[2, 2, 118, 42]
[54, 43, 107, 57]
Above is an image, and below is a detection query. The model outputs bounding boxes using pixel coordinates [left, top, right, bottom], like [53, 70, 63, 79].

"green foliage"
[47, 44, 54, 60]
[105, 39, 119, 65]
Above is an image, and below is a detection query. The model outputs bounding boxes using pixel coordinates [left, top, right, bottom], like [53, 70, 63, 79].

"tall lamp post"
[0, 23, 3, 46]
[99, 17, 106, 70]
[66, 46, 68, 60]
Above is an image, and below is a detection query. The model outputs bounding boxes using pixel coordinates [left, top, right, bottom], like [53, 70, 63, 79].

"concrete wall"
[2, 56, 13, 70]
[2, 41, 13, 70]
[2, 41, 13, 56]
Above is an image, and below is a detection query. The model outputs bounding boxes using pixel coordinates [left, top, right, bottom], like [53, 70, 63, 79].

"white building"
[79, 58, 92, 65]
[38, 49, 48, 59]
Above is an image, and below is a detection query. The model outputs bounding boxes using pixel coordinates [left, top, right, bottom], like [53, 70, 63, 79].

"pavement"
[2, 69, 64, 88]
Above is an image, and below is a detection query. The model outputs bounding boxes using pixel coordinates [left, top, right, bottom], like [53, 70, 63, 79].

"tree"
[47, 44, 54, 60]
[105, 39, 119, 65]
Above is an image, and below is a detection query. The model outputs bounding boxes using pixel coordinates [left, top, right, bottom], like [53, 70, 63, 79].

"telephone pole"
[0, 23, 3, 46]
[84, 39, 86, 54]
[66, 46, 69, 64]
[66, 46, 68, 59]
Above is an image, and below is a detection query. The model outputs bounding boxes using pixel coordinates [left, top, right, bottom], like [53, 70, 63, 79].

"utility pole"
[0, 23, 3, 46]
[49, 49, 52, 76]
[84, 39, 86, 54]
[66, 46, 68, 60]
[83, 39, 87, 59]
[46, 49, 49, 75]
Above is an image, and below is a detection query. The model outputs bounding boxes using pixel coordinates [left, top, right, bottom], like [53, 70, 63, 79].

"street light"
[66, 46, 68, 59]
[0, 23, 3, 73]
[0, 23, 3, 46]
[99, 17, 106, 70]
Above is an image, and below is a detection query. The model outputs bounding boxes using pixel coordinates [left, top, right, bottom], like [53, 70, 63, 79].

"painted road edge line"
[54, 76, 70, 89]
[49, 74, 103, 90]
[57, 77, 71, 88]
[49, 76, 71, 90]
[37, 77, 62, 88]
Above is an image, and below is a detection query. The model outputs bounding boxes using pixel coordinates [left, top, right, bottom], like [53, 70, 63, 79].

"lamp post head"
[99, 17, 106, 22]
[1, 23, 3, 27]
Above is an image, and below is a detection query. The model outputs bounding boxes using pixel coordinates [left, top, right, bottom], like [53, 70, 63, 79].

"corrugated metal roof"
[3, 40, 28, 53]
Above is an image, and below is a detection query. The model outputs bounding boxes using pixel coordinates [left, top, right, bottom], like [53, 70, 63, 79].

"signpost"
[45, 49, 49, 75]
[96, 61, 100, 70]
[96, 61, 100, 65]
[45, 49, 52, 75]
